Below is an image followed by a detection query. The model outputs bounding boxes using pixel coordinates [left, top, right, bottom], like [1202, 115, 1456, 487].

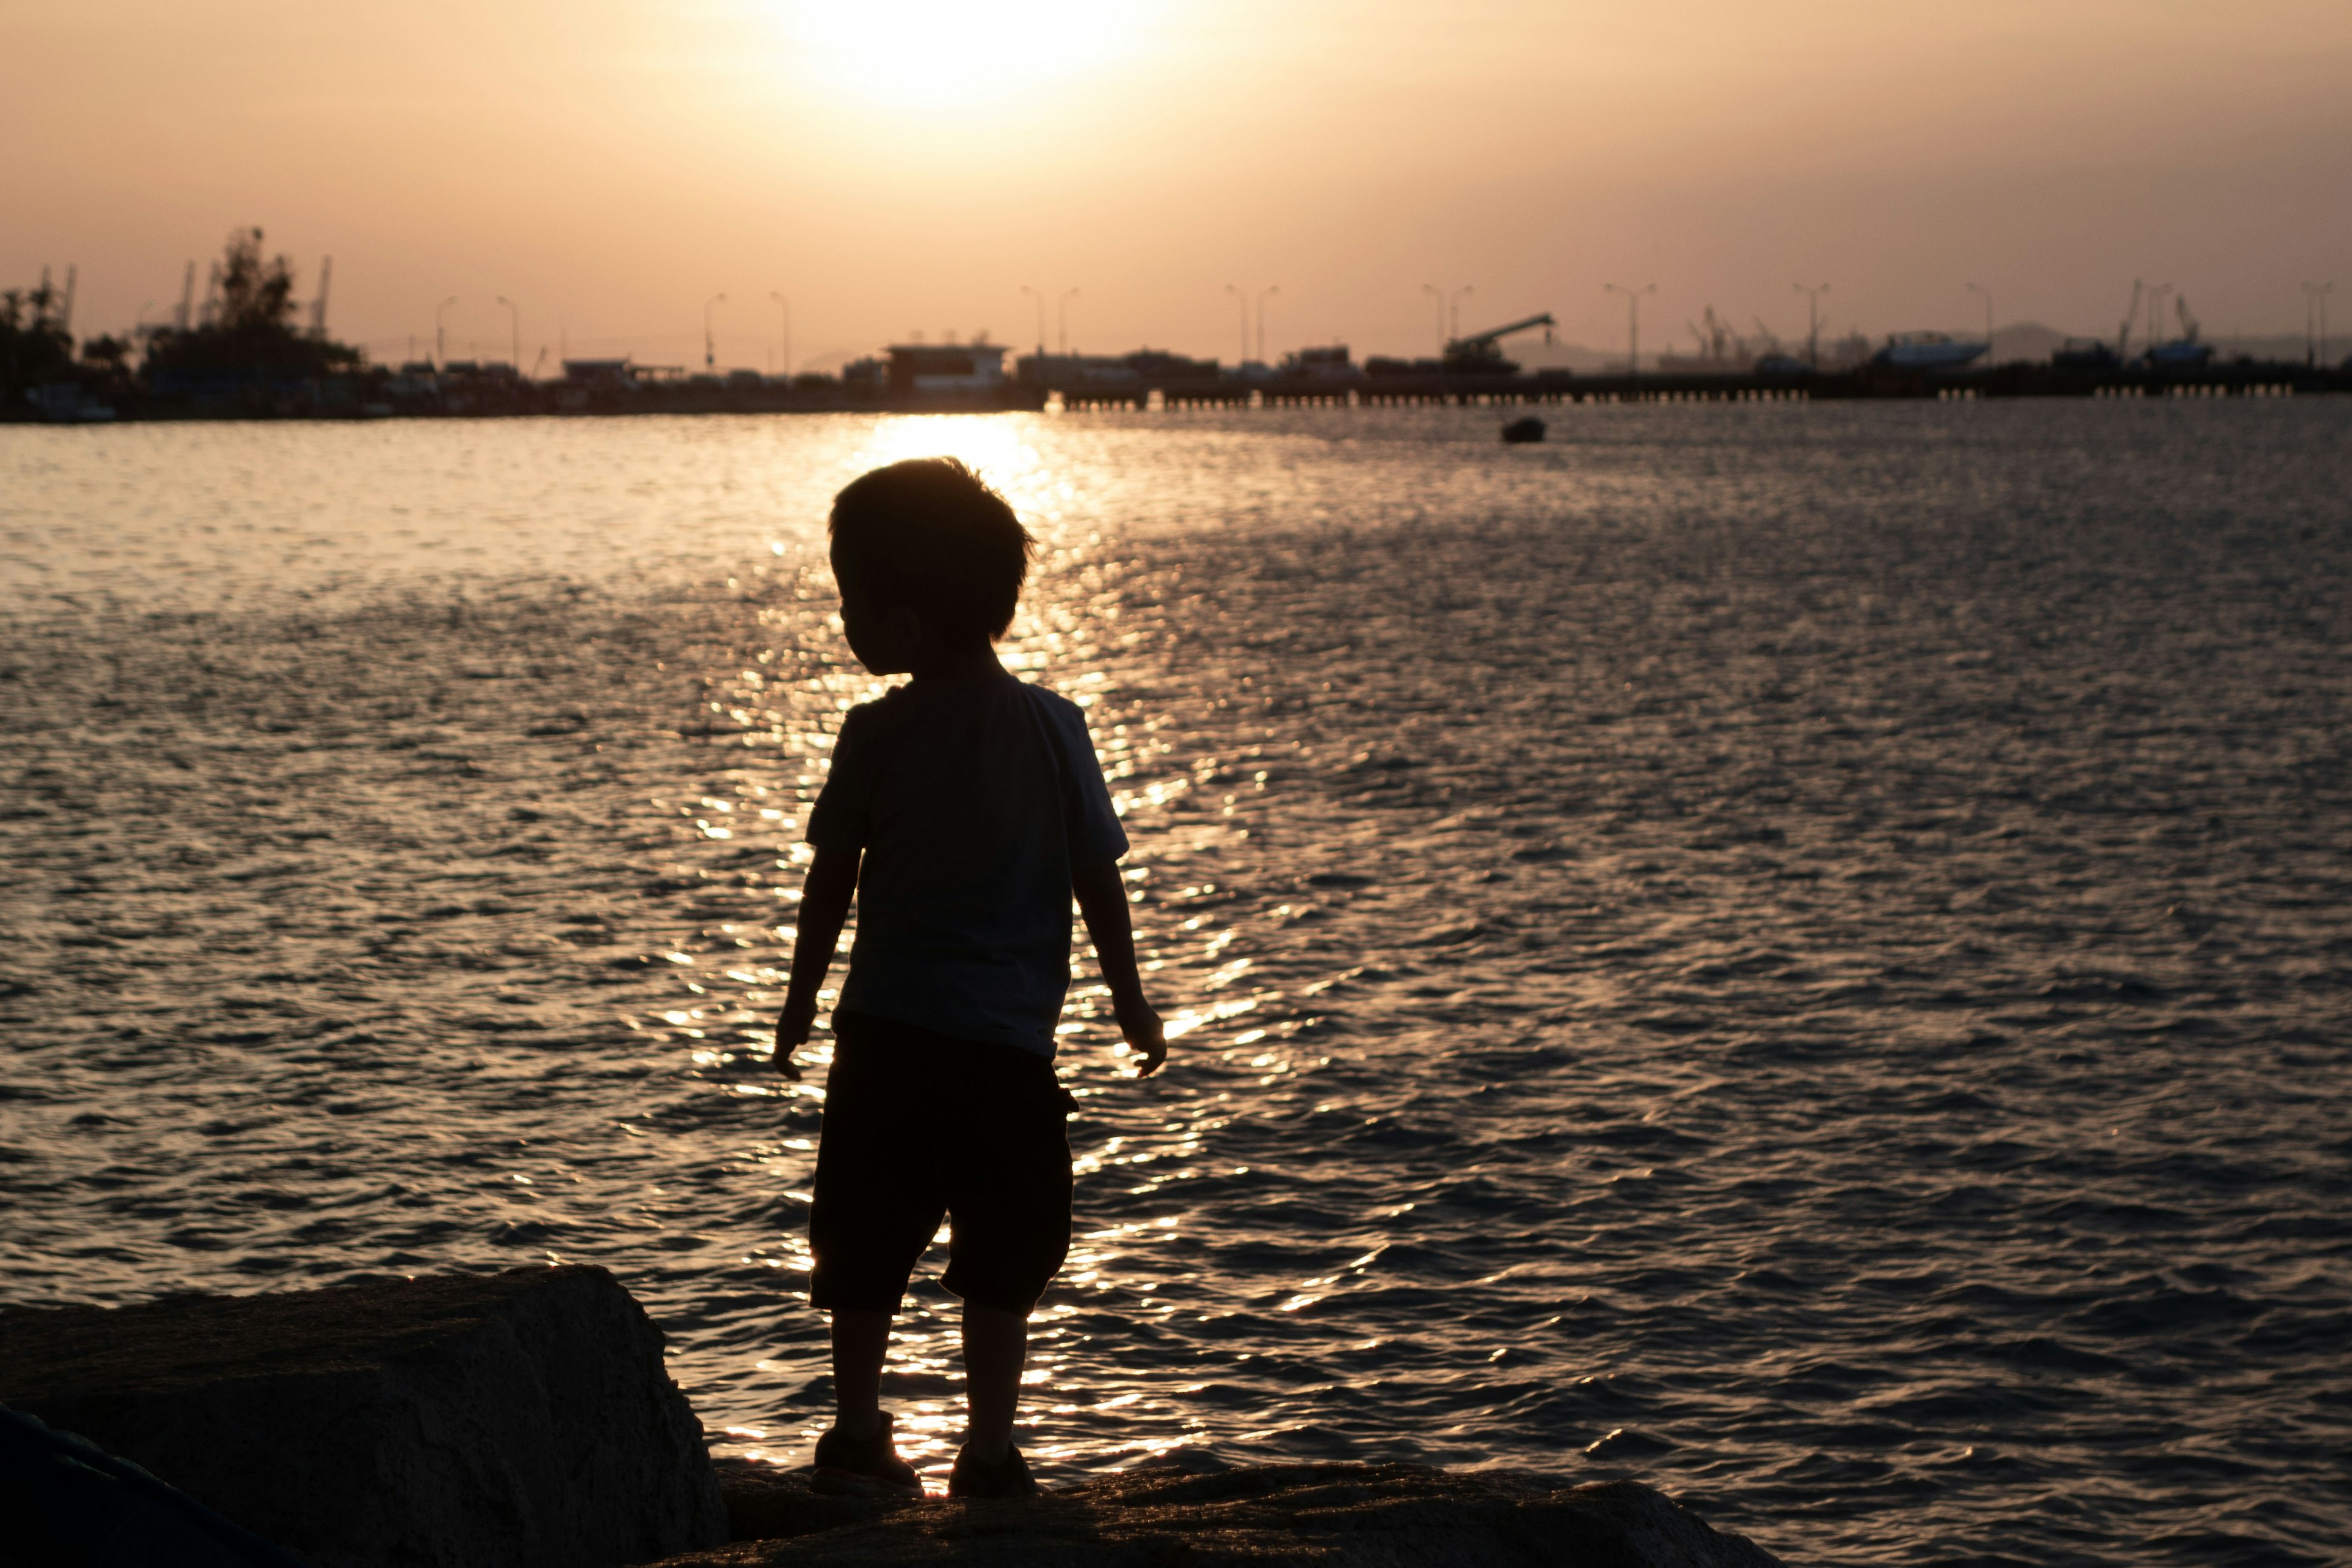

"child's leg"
[960, 1301, 1028, 1462]
[831, 1308, 892, 1439]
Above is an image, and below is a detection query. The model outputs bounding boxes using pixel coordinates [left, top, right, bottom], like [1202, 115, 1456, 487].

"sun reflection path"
[846, 417, 1065, 527]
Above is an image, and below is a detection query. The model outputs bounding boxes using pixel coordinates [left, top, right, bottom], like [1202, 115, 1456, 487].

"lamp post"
[1058, 288, 1079, 355]
[1447, 285, 1474, 342]
[769, 292, 791, 377]
[1224, 284, 1249, 365]
[1256, 285, 1279, 364]
[1966, 282, 1992, 361]
[704, 293, 726, 372]
[1793, 283, 1829, 369]
[434, 295, 458, 367]
[1605, 282, 1656, 378]
[2305, 281, 2334, 367]
[495, 295, 520, 372]
[1020, 286, 1045, 356]
[1421, 283, 1443, 355]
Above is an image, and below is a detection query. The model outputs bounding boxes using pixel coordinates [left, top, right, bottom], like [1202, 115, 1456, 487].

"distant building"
[1280, 345, 1360, 381]
[1016, 353, 1137, 388]
[1016, 348, 1222, 390]
[886, 342, 1007, 397]
[1123, 349, 1222, 383]
[562, 358, 636, 389]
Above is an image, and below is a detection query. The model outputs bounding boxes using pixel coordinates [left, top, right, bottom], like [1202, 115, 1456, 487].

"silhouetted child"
[769, 457, 1166, 1499]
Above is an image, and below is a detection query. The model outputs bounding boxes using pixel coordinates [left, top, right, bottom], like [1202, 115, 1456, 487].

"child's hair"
[828, 458, 1035, 641]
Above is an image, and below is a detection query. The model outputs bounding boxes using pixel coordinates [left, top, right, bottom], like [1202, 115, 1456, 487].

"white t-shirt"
[807, 670, 1129, 1058]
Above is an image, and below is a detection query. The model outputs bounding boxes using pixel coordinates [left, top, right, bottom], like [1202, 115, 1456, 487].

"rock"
[1, 1404, 308, 1568]
[688, 1459, 1787, 1567]
[0, 1265, 727, 1568]
[712, 1456, 919, 1544]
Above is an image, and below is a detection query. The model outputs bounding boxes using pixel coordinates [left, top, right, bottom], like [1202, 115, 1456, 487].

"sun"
[777, 1, 1164, 113]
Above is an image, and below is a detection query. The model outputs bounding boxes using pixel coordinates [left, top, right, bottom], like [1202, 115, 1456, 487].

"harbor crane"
[1442, 311, 1556, 374]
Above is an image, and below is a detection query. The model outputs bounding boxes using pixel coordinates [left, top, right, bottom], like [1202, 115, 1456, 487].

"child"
[769, 456, 1166, 1500]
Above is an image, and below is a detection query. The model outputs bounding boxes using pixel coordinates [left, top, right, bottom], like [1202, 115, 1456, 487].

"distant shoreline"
[10, 359, 2348, 426]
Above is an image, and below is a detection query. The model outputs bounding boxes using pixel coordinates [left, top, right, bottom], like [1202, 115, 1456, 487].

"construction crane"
[2116, 279, 2143, 360]
[1685, 305, 1741, 364]
[1442, 312, 1556, 374]
[309, 256, 333, 340]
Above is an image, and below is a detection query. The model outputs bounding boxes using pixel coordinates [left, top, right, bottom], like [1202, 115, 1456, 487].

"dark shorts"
[808, 1009, 1074, 1316]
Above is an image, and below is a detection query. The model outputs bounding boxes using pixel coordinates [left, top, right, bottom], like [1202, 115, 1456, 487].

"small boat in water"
[1500, 416, 1545, 445]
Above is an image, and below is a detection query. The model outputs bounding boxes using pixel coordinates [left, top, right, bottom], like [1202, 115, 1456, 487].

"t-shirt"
[805, 669, 1129, 1058]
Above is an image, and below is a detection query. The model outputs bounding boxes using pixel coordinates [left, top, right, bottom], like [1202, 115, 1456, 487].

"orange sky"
[7, 1, 2348, 369]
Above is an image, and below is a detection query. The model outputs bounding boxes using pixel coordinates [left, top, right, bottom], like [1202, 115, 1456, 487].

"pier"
[1042, 361, 2345, 413]
[12, 356, 2345, 425]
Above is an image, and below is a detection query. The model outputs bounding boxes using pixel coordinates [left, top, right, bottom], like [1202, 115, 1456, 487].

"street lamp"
[1421, 284, 1444, 355]
[434, 295, 458, 367]
[1224, 284, 1249, 365]
[769, 292, 791, 377]
[1794, 283, 1829, 369]
[704, 293, 726, 372]
[1020, 286, 1045, 356]
[495, 295, 521, 372]
[1965, 282, 1992, 360]
[1605, 282, 1656, 377]
[1256, 285, 1279, 364]
[1447, 285, 1474, 342]
[2304, 281, 2334, 367]
[1058, 288, 1079, 355]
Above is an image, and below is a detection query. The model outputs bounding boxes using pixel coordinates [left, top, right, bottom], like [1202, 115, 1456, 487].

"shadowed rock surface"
[0, 1265, 726, 1568]
[690, 1457, 1788, 1567]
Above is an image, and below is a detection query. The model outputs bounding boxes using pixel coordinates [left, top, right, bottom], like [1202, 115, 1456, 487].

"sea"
[3, 401, 2348, 1566]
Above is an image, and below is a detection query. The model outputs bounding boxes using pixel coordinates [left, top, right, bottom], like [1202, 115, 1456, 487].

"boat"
[1500, 416, 1545, 444]
[24, 383, 116, 423]
[1872, 332, 1988, 370]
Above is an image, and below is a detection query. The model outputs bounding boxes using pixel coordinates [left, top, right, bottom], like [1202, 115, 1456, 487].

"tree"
[1, 281, 77, 394]
[81, 334, 132, 372]
[215, 228, 297, 336]
[142, 226, 361, 386]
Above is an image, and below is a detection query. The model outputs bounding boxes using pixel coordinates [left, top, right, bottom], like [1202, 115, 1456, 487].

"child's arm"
[1072, 858, 1166, 1077]
[768, 845, 860, 1080]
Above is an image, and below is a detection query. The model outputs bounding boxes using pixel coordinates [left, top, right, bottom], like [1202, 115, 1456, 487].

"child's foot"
[948, 1441, 1038, 1499]
[812, 1412, 925, 1498]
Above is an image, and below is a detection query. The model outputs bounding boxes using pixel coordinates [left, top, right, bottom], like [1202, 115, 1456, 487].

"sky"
[7, 0, 2349, 370]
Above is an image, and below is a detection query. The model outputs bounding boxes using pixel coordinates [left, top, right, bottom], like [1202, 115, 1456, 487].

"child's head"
[828, 458, 1034, 673]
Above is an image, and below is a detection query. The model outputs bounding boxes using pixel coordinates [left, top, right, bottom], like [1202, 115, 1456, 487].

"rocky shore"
[699, 1453, 1786, 1567]
[0, 1267, 1786, 1567]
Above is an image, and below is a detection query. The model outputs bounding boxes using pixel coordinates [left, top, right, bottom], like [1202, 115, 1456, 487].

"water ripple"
[4, 403, 2350, 1566]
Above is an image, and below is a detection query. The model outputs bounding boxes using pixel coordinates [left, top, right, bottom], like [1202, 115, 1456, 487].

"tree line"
[5, 227, 362, 404]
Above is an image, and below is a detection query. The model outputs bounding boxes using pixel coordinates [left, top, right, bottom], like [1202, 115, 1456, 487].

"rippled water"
[4, 405, 2349, 1566]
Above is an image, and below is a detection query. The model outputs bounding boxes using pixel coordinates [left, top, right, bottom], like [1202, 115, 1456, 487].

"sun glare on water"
[851, 415, 1063, 522]
[778, 0, 1164, 111]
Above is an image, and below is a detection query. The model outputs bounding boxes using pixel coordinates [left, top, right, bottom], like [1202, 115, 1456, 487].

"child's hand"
[768, 1005, 812, 1081]
[1115, 994, 1166, 1077]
